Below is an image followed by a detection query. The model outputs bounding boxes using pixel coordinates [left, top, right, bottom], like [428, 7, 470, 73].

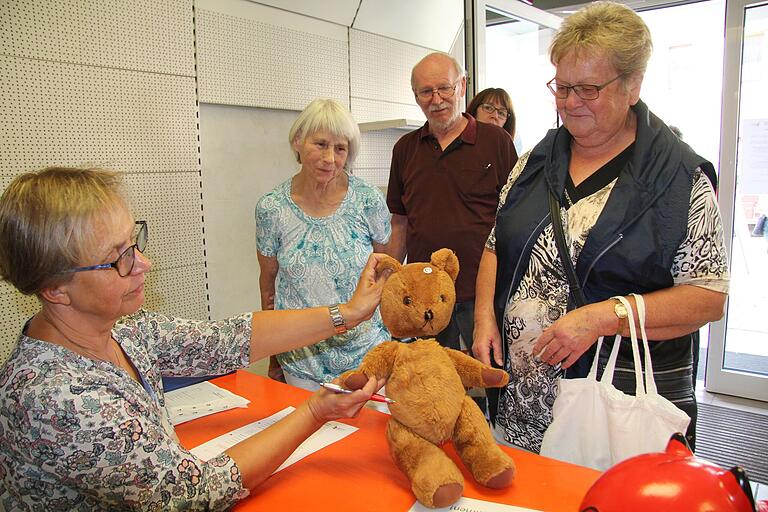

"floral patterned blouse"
[255, 174, 391, 383]
[0, 309, 253, 511]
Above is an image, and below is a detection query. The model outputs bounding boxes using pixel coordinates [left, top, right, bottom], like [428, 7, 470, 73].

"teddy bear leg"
[387, 419, 464, 508]
[452, 396, 516, 489]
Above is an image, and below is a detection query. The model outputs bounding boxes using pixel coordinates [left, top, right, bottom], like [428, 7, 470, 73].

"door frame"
[704, 0, 768, 401]
[464, 0, 562, 101]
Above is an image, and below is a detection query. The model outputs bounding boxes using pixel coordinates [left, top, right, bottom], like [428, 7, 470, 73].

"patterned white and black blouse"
[486, 147, 729, 452]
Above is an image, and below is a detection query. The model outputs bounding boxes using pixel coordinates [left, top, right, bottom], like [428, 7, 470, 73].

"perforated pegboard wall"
[196, 9, 349, 110]
[0, 0, 194, 76]
[0, 55, 198, 176]
[354, 129, 414, 187]
[0, 1, 204, 364]
[350, 29, 435, 115]
[123, 173, 206, 272]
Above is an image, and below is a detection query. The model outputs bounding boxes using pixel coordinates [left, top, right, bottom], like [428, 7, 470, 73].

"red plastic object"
[580, 433, 756, 512]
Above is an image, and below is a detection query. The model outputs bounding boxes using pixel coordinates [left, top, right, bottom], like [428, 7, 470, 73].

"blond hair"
[0, 167, 127, 295]
[550, 1, 652, 77]
[288, 99, 361, 169]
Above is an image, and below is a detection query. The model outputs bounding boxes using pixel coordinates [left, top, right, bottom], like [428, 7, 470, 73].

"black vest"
[493, 100, 713, 377]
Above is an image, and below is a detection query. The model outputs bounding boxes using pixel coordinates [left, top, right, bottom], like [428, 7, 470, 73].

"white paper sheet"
[165, 380, 250, 425]
[408, 496, 543, 512]
[189, 406, 358, 473]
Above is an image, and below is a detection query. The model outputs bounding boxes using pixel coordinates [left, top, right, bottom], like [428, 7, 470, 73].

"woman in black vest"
[472, 1, 728, 453]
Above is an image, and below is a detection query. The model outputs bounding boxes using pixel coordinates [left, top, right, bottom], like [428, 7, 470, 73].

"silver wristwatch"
[328, 304, 347, 334]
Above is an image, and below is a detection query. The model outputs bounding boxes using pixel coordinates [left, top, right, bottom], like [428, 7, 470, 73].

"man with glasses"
[386, 52, 518, 352]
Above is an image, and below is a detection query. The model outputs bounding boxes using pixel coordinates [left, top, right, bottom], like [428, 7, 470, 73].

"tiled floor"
[696, 381, 768, 417]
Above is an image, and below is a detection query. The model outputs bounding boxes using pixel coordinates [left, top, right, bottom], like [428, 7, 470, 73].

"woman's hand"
[473, 314, 503, 366]
[531, 303, 608, 369]
[341, 253, 393, 329]
[305, 376, 385, 423]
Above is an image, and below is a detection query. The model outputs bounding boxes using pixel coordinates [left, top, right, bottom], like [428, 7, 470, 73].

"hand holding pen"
[320, 382, 396, 404]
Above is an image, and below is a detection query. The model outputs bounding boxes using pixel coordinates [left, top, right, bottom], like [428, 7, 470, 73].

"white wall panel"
[196, 8, 349, 109]
[355, 130, 414, 188]
[196, 0, 348, 39]
[353, 0, 463, 51]
[240, 0, 359, 26]
[0, 1, 202, 364]
[123, 173, 206, 272]
[143, 264, 209, 320]
[0, 286, 39, 361]
[0, 55, 198, 176]
[350, 29, 434, 106]
[0, 0, 194, 75]
[198, 104, 298, 319]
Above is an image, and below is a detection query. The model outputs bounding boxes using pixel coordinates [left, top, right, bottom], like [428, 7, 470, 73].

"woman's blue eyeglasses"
[67, 221, 148, 277]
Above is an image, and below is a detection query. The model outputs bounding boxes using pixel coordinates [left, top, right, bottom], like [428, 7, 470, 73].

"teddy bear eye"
[403, 296, 412, 305]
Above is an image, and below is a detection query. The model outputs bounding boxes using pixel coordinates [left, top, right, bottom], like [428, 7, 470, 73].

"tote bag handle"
[598, 295, 648, 397]
[631, 293, 658, 395]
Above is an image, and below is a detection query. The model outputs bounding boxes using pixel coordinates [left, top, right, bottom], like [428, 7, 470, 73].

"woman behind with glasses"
[0, 167, 388, 509]
[467, 87, 517, 140]
[473, 1, 728, 453]
[467, 87, 522, 154]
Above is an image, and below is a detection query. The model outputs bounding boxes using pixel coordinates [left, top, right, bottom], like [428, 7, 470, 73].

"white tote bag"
[540, 294, 691, 471]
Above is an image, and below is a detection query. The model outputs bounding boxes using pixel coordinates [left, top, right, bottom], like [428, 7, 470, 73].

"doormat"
[696, 401, 768, 485]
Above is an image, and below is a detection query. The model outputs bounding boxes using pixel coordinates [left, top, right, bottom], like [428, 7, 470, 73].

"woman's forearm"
[592, 284, 726, 340]
[225, 402, 322, 490]
[474, 248, 498, 323]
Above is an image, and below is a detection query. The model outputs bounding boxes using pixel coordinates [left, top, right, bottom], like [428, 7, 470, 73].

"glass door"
[466, 0, 562, 153]
[706, 0, 768, 401]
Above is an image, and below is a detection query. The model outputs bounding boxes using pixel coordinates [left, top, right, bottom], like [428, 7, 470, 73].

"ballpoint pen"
[319, 382, 396, 404]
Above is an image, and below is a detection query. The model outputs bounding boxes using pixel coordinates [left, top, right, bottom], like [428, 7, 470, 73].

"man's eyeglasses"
[67, 221, 148, 277]
[414, 79, 460, 101]
[478, 103, 509, 119]
[546, 74, 624, 101]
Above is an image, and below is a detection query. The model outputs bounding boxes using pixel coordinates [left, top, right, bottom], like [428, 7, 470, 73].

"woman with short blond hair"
[474, 1, 728, 452]
[0, 166, 388, 509]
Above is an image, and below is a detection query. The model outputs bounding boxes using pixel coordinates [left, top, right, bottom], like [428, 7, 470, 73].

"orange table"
[176, 371, 599, 511]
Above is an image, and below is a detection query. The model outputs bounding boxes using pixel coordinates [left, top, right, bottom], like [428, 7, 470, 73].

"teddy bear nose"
[424, 309, 434, 321]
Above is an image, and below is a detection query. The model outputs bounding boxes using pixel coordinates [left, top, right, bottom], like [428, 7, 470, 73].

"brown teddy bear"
[341, 248, 516, 509]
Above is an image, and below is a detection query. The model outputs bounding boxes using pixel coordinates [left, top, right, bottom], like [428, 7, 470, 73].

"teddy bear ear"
[430, 248, 460, 282]
[376, 255, 403, 275]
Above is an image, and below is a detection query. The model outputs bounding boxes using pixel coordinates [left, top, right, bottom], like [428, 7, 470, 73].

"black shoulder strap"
[548, 190, 587, 308]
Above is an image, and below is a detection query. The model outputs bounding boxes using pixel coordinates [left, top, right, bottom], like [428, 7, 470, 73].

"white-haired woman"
[256, 99, 392, 390]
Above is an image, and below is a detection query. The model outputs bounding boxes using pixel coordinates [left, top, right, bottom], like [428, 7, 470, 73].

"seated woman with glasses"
[473, 1, 728, 453]
[0, 167, 388, 510]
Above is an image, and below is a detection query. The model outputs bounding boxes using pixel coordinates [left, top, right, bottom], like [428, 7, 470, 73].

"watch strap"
[613, 298, 629, 336]
[328, 304, 347, 335]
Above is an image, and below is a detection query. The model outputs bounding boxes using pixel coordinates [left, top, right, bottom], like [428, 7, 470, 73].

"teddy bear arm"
[444, 348, 509, 388]
[340, 341, 399, 390]
[452, 395, 516, 489]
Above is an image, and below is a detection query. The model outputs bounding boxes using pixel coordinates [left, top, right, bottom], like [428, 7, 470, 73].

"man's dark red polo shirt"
[387, 114, 518, 301]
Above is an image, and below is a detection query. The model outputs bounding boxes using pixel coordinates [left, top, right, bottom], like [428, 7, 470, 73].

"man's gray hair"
[410, 52, 465, 89]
